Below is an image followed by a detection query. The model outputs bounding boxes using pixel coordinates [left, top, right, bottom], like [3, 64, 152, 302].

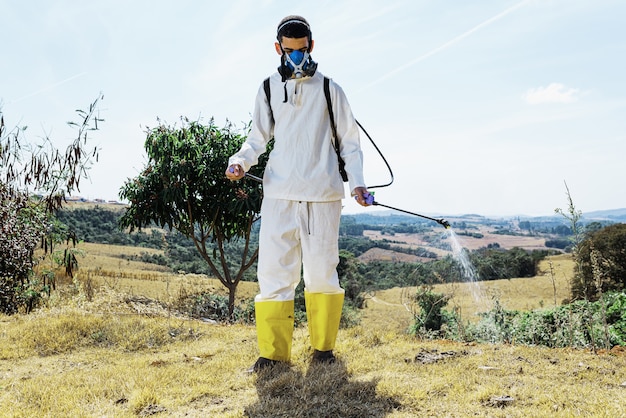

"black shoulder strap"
[324, 77, 348, 182]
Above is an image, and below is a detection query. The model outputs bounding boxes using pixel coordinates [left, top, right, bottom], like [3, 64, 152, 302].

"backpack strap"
[323, 77, 348, 182]
[263, 77, 274, 123]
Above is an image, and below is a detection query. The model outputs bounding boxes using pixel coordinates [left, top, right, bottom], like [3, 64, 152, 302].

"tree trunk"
[228, 284, 237, 320]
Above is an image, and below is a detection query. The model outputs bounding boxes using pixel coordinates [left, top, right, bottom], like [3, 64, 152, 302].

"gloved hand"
[353, 187, 374, 206]
[225, 164, 244, 181]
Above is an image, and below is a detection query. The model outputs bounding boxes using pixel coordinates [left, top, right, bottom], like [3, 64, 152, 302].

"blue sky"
[2, 0, 625, 217]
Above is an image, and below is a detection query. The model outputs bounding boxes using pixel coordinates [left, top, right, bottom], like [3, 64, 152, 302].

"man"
[226, 15, 371, 372]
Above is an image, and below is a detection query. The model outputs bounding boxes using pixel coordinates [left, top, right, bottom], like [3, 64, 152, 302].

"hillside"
[584, 207, 626, 221]
[53, 202, 583, 314]
[360, 224, 549, 262]
[62, 201, 623, 265]
[1, 243, 625, 417]
[0, 203, 620, 417]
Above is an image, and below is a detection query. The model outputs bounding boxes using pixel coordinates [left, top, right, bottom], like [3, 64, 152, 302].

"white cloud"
[523, 83, 580, 104]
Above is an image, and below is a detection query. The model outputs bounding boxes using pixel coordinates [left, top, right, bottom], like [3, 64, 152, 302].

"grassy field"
[1, 244, 625, 417]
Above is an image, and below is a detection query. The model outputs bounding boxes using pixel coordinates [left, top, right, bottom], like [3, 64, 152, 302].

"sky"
[2, 0, 625, 218]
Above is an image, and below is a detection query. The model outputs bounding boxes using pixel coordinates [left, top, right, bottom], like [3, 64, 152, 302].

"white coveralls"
[228, 71, 366, 361]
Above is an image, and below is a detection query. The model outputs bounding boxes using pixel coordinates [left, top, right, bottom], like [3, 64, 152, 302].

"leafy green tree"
[469, 247, 537, 281]
[119, 118, 269, 317]
[552, 225, 572, 236]
[429, 255, 462, 283]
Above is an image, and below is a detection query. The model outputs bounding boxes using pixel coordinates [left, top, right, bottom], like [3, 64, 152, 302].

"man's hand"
[225, 164, 245, 181]
[353, 187, 373, 207]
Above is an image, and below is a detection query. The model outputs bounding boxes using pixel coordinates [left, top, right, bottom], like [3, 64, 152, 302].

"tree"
[555, 181, 585, 300]
[0, 95, 103, 313]
[0, 183, 48, 312]
[119, 118, 269, 318]
[576, 224, 626, 301]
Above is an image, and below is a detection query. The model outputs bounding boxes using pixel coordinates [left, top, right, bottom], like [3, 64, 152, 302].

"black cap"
[276, 15, 311, 42]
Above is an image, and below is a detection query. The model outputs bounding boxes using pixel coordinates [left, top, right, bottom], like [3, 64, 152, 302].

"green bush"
[468, 292, 626, 348]
[605, 292, 626, 346]
[407, 287, 626, 348]
[179, 293, 255, 324]
[177, 289, 360, 329]
[408, 286, 451, 338]
[574, 223, 626, 300]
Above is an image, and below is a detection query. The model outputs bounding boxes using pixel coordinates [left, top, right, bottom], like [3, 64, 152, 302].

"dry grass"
[2, 244, 625, 417]
[77, 241, 169, 273]
[61, 241, 259, 304]
[2, 304, 625, 417]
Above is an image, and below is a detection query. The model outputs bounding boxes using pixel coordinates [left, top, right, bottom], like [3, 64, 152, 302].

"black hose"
[356, 119, 394, 190]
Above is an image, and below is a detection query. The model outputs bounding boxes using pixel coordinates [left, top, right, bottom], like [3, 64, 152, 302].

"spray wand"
[236, 170, 450, 229]
[361, 192, 450, 229]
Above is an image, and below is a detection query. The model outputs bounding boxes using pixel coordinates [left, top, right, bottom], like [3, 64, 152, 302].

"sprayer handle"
[355, 192, 375, 205]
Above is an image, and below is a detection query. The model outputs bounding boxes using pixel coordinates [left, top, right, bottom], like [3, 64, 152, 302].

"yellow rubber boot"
[255, 300, 295, 362]
[305, 291, 345, 352]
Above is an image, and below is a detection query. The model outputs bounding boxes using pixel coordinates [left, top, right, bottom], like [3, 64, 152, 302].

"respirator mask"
[278, 49, 318, 81]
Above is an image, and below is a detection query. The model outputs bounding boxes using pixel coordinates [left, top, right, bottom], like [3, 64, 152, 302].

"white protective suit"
[228, 70, 366, 362]
[229, 71, 366, 300]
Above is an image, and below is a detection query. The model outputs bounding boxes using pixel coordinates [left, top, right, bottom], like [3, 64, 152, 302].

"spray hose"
[356, 121, 449, 228]
[233, 119, 450, 229]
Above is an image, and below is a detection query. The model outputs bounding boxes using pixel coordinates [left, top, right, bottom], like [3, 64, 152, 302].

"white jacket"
[229, 71, 365, 202]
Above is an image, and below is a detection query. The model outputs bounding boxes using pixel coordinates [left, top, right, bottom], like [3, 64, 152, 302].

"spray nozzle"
[365, 197, 450, 229]
[438, 219, 451, 229]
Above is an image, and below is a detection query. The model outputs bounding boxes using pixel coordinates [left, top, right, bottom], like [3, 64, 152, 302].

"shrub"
[468, 292, 626, 348]
[605, 292, 626, 346]
[177, 292, 255, 324]
[574, 224, 626, 300]
[408, 286, 452, 338]
[545, 238, 570, 250]
[1, 96, 102, 314]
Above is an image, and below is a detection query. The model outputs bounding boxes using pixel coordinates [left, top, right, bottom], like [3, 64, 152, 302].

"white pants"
[255, 198, 344, 302]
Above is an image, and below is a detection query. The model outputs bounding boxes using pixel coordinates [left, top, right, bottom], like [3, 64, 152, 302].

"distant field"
[63, 200, 127, 211]
[364, 225, 549, 257]
[454, 225, 549, 250]
[365, 254, 575, 331]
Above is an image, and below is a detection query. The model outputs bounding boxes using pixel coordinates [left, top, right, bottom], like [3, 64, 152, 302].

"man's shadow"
[245, 358, 400, 417]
